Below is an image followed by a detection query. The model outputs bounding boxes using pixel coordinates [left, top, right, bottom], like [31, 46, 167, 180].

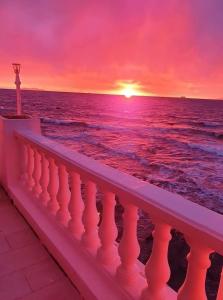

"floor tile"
[23, 258, 64, 291]
[0, 187, 82, 299]
[0, 206, 28, 235]
[19, 279, 82, 300]
[0, 243, 49, 277]
[0, 233, 10, 254]
[0, 188, 12, 209]
[6, 227, 38, 249]
[0, 271, 31, 300]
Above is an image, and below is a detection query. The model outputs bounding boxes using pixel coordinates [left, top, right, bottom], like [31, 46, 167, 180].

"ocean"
[0, 88, 223, 214]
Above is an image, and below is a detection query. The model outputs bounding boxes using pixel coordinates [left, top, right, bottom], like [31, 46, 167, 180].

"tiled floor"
[0, 187, 82, 300]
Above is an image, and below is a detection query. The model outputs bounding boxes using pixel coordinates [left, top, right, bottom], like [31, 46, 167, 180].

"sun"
[122, 85, 136, 98]
[116, 81, 143, 98]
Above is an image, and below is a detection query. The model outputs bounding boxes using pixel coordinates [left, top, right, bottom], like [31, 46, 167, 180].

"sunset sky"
[0, 0, 223, 99]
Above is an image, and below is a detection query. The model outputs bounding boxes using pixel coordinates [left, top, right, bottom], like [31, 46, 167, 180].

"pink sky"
[0, 0, 223, 99]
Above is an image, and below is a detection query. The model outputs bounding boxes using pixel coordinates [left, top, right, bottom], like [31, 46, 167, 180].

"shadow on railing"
[3, 127, 223, 299]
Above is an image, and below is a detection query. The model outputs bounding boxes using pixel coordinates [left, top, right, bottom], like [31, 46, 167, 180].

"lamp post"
[12, 63, 22, 115]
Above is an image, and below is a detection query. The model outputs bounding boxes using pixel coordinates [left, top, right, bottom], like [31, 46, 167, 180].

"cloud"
[0, 0, 223, 98]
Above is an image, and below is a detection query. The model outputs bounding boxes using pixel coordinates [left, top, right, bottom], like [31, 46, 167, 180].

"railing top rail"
[15, 129, 223, 255]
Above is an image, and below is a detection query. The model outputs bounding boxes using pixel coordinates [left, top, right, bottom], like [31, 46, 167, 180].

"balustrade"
[32, 148, 42, 198]
[13, 131, 223, 300]
[97, 191, 118, 265]
[39, 151, 50, 205]
[81, 180, 100, 252]
[178, 241, 211, 300]
[56, 163, 70, 225]
[27, 144, 35, 191]
[116, 201, 140, 285]
[68, 171, 84, 239]
[19, 142, 28, 185]
[217, 268, 223, 300]
[141, 222, 171, 300]
[47, 157, 59, 214]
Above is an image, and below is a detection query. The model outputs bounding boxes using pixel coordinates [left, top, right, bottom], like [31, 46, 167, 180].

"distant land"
[0, 87, 222, 101]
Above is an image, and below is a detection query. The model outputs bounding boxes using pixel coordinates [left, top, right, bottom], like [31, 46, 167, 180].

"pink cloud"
[0, 0, 223, 98]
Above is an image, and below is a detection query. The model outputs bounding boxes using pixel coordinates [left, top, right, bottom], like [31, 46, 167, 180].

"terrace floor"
[0, 186, 82, 300]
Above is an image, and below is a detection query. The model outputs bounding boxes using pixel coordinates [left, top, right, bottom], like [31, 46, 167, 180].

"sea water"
[1, 89, 223, 214]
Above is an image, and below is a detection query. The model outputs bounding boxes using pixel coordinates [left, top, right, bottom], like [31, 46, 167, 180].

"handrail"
[15, 129, 223, 255]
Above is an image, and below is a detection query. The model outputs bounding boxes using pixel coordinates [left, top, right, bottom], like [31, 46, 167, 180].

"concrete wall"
[0, 116, 41, 189]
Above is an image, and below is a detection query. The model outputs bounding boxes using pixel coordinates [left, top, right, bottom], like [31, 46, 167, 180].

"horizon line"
[0, 86, 222, 101]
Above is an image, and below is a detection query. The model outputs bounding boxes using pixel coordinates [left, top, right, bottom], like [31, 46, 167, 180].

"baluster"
[97, 191, 118, 265]
[141, 222, 171, 300]
[56, 163, 70, 225]
[27, 144, 35, 191]
[68, 171, 84, 239]
[116, 201, 140, 285]
[177, 241, 211, 300]
[81, 180, 100, 252]
[39, 152, 50, 206]
[217, 268, 223, 300]
[47, 157, 59, 214]
[32, 148, 42, 198]
[19, 142, 28, 185]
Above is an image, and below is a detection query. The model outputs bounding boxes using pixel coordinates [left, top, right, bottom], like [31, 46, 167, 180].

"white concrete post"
[81, 180, 100, 252]
[68, 171, 84, 239]
[56, 163, 70, 225]
[97, 191, 118, 265]
[141, 222, 171, 300]
[178, 240, 211, 300]
[116, 201, 140, 285]
[32, 148, 42, 197]
[47, 157, 59, 215]
[217, 268, 223, 300]
[39, 152, 50, 206]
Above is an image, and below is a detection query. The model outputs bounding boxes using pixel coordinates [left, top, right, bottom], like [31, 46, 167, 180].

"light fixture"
[12, 63, 22, 115]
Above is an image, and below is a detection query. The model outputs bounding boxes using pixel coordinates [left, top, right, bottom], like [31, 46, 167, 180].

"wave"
[170, 127, 223, 140]
[42, 117, 223, 143]
[99, 123, 223, 141]
[147, 125, 223, 141]
[41, 117, 88, 127]
[87, 123, 137, 134]
[152, 135, 223, 158]
[189, 143, 223, 157]
[188, 128, 223, 140]
[41, 117, 141, 135]
[45, 133, 150, 167]
[183, 120, 223, 129]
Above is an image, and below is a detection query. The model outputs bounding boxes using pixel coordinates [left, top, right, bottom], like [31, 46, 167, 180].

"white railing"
[10, 129, 223, 299]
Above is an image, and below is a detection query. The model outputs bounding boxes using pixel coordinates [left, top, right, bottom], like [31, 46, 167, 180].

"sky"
[0, 0, 223, 99]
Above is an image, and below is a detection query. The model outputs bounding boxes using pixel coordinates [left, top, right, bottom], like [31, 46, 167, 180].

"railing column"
[81, 180, 100, 252]
[56, 163, 70, 225]
[27, 144, 35, 191]
[177, 241, 211, 300]
[68, 171, 84, 239]
[141, 222, 171, 300]
[39, 152, 50, 206]
[97, 191, 118, 265]
[116, 201, 140, 285]
[47, 157, 59, 215]
[32, 148, 42, 198]
[19, 142, 28, 185]
[217, 268, 223, 300]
